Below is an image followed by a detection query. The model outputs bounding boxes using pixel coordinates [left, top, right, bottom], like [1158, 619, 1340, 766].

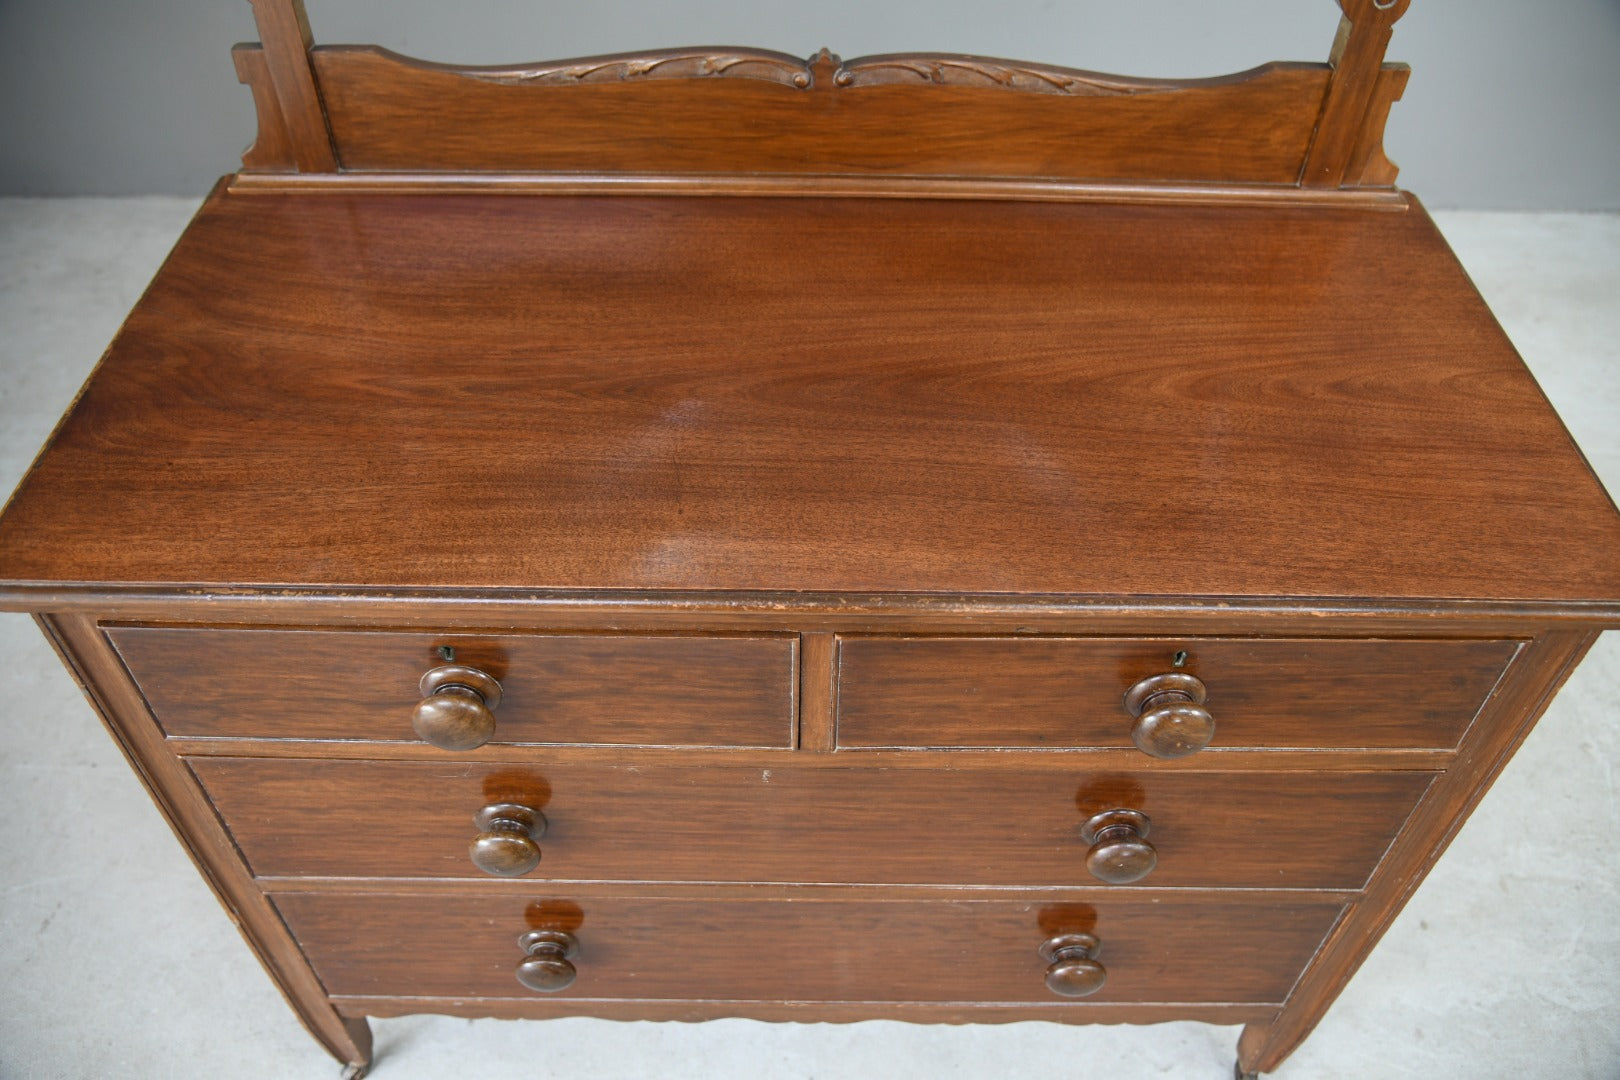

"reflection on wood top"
[1, 189, 1617, 605]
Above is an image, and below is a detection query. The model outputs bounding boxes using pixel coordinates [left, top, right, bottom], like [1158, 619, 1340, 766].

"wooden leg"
[336, 1019, 373, 1078]
[1236, 1019, 1288, 1078]
[294, 1009, 371, 1075]
[1234, 632, 1601, 1077]
[332, 1016, 373, 1077]
[36, 616, 375, 1076]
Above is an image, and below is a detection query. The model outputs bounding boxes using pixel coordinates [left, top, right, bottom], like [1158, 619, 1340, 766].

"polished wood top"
[1, 189, 1617, 607]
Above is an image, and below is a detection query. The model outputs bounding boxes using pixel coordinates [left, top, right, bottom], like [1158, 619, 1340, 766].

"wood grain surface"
[34, 614, 375, 1070]
[191, 756, 1431, 889]
[107, 626, 795, 746]
[1238, 628, 1601, 1074]
[273, 890, 1345, 1005]
[311, 47, 1330, 185]
[4, 6, 1616, 1078]
[244, 0, 335, 172]
[1303, 0, 1410, 188]
[835, 636, 1519, 749]
[1, 192, 1617, 606]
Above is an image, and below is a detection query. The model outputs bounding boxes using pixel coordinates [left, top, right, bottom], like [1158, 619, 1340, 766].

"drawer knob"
[470, 802, 547, 877]
[1123, 671, 1214, 759]
[1080, 808, 1157, 884]
[1039, 933, 1106, 998]
[516, 929, 579, 993]
[413, 663, 503, 750]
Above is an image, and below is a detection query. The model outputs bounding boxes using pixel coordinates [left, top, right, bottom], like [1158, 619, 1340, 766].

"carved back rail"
[233, 0, 1412, 204]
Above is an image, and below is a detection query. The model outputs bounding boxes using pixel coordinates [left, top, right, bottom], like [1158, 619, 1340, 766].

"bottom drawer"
[276, 892, 1343, 1006]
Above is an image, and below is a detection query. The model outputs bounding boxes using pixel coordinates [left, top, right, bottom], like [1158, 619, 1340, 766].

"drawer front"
[193, 757, 1430, 889]
[836, 636, 1520, 749]
[109, 627, 795, 747]
[275, 891, 1344, 1005]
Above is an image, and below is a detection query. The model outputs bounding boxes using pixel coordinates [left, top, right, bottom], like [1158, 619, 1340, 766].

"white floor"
[0, 198, 1616, 1080]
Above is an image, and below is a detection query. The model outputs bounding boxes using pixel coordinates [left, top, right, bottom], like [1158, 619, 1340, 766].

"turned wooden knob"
[470, 802, 546, 877]
[1122, 671, 1214, 759]
[1080, 808, 1157, 884]
[1039, 933, 1106, 998]
[516, 930, 579, 993]
[412, 664, 503, 750]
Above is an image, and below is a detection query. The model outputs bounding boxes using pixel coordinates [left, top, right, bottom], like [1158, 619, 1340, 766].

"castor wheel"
[1234, 1062, 1260, 1080]
[340, 1063, 369, 1080]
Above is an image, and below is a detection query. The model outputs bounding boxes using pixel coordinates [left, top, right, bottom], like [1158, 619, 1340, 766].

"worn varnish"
[108, 626, 796, 746]
[309, 48, 1332, 184]
[190, 756, 1431, 890]
[3, 1, 1619, 1077]
[835, 636, 1520, 749]
[1, 194, 1618, 603]
[273, 891, 1346, 1005]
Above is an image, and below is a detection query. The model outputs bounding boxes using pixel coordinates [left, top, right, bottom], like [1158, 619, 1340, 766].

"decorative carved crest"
[448, 46, 1177, 96]
[238, 0, 1411, 197]
[460, 48, 814, 90]
[832, 54, 1178, 96]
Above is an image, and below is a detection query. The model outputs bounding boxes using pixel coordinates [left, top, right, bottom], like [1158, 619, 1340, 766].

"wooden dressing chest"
[3, 2, 1618, 1076]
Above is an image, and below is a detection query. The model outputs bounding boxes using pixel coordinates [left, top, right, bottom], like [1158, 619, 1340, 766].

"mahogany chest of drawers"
[3, 2, 1618, 1077]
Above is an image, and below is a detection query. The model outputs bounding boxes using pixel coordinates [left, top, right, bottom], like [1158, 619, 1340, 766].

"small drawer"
[835, 636, 1520, 751]
[274, 891, 1345, 1006]
[108, 626, 795, 747]
[191, 757, 1430, 890]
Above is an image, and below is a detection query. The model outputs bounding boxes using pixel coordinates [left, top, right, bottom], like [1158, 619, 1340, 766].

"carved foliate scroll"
[449, 46, 1182, 97]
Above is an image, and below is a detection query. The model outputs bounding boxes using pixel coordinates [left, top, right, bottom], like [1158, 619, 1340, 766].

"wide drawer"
[108, 626, 796, 747]
[275, 891, 1344, 1005]
[192, 757, 1431, 889]
[835, 636, 1520, 750]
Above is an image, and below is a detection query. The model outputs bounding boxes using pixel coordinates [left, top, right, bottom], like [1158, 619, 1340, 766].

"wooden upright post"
[1301, 0, 1411, 188]
[246, 0, 338, 172]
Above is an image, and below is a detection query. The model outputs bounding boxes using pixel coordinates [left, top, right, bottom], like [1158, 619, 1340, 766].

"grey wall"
[3, 0, 1617, 208]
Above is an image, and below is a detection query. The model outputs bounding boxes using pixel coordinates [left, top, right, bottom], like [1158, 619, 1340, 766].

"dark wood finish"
[228, 169, 1412, 206]
[798, 632, 837, 752]
[244, 0, 336, 172]
[177, 738, 1453, 773]
[330, 996, 1276, 1025]
[224, 0, 1418, 202]
[231, 45, 294, 172]
[835, 637, 1520, 750]
[4, 194, 1620, 605]
[1302, 0, 1411, 188]
[261, 880, 1360, 904]
[4, 586, 1614, 630]
[412, 663, 503, 750]
[515, 930, 579, 993]
[274, 891, 1345, 1005]
[1079, 809, 1157, 885]
[1237, 629, 1601, 1076]
[32, 615, 373, 1074]
[189, 757, 1431, 889]
[468, 803, 546, 878]
[1345, 65, 1410, 187]
[311, 47, 1329, 186]
[106, 627, 795, 747]
[1039, 933, 1107, 998]
[1122, 671, 1215, 759]
[4, 3, 1619, 1076]
[412, 688, 496, 750]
